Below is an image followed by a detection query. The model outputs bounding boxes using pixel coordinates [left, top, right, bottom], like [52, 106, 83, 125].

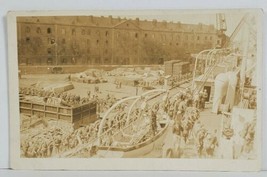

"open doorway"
[203, 86, 211, 102]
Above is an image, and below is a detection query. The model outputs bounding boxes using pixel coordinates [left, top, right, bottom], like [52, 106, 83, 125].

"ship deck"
[142, 103, 223, 158]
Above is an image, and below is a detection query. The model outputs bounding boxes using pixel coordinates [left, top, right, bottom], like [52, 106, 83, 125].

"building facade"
[17, 16, 222, 66]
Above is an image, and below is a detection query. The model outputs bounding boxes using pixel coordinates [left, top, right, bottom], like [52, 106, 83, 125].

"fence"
[20, 100, 97, 128]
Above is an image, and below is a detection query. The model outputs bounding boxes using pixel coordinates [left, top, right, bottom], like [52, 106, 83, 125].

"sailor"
[248, 93, 256, 109]
[164, 99, 170, 113]
[168, 103, 175, 118]
[50, 91, 56, 97]
[173, 95, 181, 116]
[25, 87, 31, 95]
[178, 95, 187, 114]
[21, 141, 30, 157]
[193, 93, 199, 109]
[175, 95, 187, 131]
[87, 90, 91, 98]
[53, 136, 62, 155]
[62, 136, 70, 151]
[151, 107, 158, 136]
[89, 145, 98, 157]
[95, 85, 99, 93]
[196, 127, 207, 158]
[199, 89, 208, 110]
[74, 95, 81, 104]
[40, 142, 48, 158]
[70, 94, 76, 105]
[106, 94, 110, 101]
[185, 88, 193, 107]
[205, 130, 218, 157]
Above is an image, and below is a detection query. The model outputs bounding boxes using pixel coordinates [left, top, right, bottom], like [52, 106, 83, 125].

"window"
[162, 34, 166, 41]
[47, 28, 51, 34]
[26, 37, 30, 42]
[61, 28, 65, 35]
[82, 29, 85, 35]
[197, 36, 200, 40]
[96, 40, 99, 44]
[62, 39, 66, 44]
[116, 32, 120, 38]
[47, 38, 53, 45]
[72, 29, 76, 35]
[144, 33, 148, 38]
[50, 39, 55, 44]
[36, 27, 41, 34]
[25, 26, 30, 33]
[47, 58, 52, 64]
[105, 31, 109, 37]
[61, 58, 66, 64]
[176, 43, 179, 46]
[135, 33, 138, 38]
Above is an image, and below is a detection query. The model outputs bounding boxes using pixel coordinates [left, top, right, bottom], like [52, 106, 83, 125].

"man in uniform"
[199, 89, 208, 110]
[87, 90, 91, 99]
[151, 104, 159, 136]
[174, 95, 187, 134]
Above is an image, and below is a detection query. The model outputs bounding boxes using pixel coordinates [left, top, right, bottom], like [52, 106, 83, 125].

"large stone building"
[17, 16, 222, 66]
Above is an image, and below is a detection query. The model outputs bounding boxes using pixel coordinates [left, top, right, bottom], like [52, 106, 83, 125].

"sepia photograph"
[8, 9, 262, 170]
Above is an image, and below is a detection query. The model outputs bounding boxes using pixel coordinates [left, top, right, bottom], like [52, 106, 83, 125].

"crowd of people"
[239, 88, 257, 109]
[20, 81, 256, 159]
[160, 88, 220, 158]
[169, 73, 193, 87]
[97, 94, 118, 114]
[19, 87, 96, 107]
[21, 120, 101, 158]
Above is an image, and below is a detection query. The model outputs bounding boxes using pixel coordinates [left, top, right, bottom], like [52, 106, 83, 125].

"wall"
[17, 16, 220, 66]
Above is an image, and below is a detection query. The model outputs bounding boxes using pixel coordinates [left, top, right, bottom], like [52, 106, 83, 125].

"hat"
[223, 128, 234, 139]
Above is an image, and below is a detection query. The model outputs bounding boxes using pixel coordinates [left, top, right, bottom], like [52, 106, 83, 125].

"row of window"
[24, 26, 215, 41]
[24, 36, 218, 48]
[25, 26, 52, 34]
[23, 41, 208, 55]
